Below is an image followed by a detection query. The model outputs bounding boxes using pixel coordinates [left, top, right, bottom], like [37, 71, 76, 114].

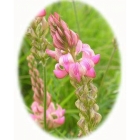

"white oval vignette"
[14, 0, 125, 140]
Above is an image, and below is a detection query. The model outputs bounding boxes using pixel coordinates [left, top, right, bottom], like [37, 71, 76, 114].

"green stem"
[43, 65, 47, 130]
[99, 39, 117, 91]
[72, 0, 80, 35]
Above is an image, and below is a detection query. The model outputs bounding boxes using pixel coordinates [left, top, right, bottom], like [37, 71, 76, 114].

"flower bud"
[37, 9, 46, 17]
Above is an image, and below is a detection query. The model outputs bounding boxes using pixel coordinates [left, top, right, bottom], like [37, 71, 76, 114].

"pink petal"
[55, 105, 65, 117]
[60, 20, 68, 31]
[53, 34, 64, 50]
[76, 40, 82, 55]
[54, 64, 68, 78]
[31, 114, 36, 120]
[92, 54, 100, 64]
[55, 31, 64, 44]
[37, 9, 46, 17]
[54, 12, 60, 20]
[59, 53, 74, 71]
[57, 27, 63, 37]
[85, 68, 96, 78]
[80, 58, 94, 70]
[54, 116, 65, 125]
[46, 49, 56, 59]
[69, 63, 86, 82]
[48, 15, 55, 25]
[82, 44, 95, 57]
[31, 102, 43, 113]
[54, 69, 68, 79]
[70, 30, 78, 46]
[55, 49, 62, 61]
[64, 30, 71, 46]
[47, 102, 55, 116]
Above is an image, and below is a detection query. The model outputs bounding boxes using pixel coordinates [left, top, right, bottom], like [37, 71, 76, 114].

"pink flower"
[69, 62, 86, 82]
[75, 40, 82, 55]
[31, 102, 43, 114]
[59, 53, 74, 72]
[92, 54, 100, 64]
[46, 102, 65, 129]
[54, 64, 68, 78]
[37, 9, 46, 17]
[80, 58, 96, 78]
[31, 102, 43, 122]
[48, 12, 79, 50]
[82, 44, 100, 64]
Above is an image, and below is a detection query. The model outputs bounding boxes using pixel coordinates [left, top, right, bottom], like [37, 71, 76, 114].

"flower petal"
[64, 30, 72, 46]
[53, 34, 64, 50]
[70, 30, 78, 46]
[92, 54, 100, 64]
[69, 62, 86, 82]
[54, 69, 68, 79]
[82, 44, 95, 58]
[59, 53, 74, 71]
[76, 40, 82, 55]
[85, 68, 96, 78]
[80, 58, 94, 70]
[54, 64, 68, 78]
[46, 49, 56, 59]
[54, 116, 65, 125]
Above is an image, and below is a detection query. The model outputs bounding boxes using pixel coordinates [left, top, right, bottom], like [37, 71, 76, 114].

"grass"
[18, 0, 121, 138]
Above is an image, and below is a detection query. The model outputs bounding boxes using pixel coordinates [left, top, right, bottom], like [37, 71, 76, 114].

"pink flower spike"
[92, 54, 100, 64]
[54, 64, 68, 79]
[85, 68, 96, 78]
[37, 9, 46, 17]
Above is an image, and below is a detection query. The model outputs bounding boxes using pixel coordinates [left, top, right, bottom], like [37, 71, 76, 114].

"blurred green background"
[18, 0, 121, 138]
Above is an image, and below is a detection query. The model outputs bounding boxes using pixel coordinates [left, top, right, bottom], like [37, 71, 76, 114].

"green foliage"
[18, 1, 121, 138]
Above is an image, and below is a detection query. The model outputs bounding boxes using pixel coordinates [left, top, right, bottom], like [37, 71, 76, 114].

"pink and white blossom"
[46, 102, 65, 129]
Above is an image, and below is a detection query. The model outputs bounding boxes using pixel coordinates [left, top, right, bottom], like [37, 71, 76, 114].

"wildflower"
[46, 102, 65, 129]
[37, 9, 46, 17]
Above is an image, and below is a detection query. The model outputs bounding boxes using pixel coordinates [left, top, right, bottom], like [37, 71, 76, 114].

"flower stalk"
[43, 65, 47, 129]
[46, 12, 102, 136]
[26, 10, 65, 130]
[27, 54, 65, 129]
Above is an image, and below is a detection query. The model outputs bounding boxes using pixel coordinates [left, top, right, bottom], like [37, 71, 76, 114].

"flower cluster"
[27, 54, 65, 129]
[46, 12, 100, 82]
[31, 97, 65, 129]
[27, 9, 50, 65]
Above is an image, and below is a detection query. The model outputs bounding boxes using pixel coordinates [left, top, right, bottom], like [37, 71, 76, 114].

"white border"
[14, 0, 126, 140]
